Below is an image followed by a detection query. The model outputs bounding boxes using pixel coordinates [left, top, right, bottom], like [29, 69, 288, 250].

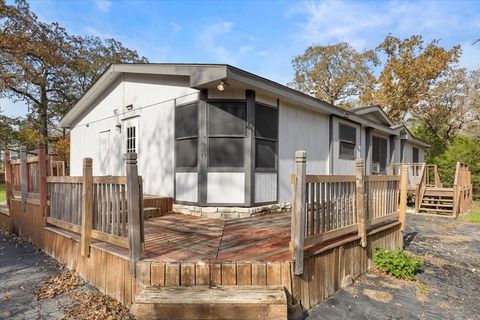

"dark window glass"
[372, 136, 388, 172]
[339, 123, 356, 159]
[339, 123, 356, 143]
[175, 139, 198, 168]
[255, 104, 278, 140]
[256, 139, 276, 169]
[412, 147, 419, 163]
[208, 101, 246, 136]
[126, 126, 136, 153]
[208, 137, 244, 168]
[175, 104, 198, 139]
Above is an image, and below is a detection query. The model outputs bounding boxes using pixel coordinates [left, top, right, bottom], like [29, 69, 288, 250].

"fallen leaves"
[63, 291, 133, 320]
[35, 271, 85, 300]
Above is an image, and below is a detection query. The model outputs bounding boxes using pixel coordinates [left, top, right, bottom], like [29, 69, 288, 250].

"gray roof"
[60, 63, 426, 145]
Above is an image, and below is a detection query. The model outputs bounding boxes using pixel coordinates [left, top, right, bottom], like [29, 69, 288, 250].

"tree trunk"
[40, 85, 49, 148]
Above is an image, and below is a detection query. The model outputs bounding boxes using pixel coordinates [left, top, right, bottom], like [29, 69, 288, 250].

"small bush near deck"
[374, 248, 422, 281]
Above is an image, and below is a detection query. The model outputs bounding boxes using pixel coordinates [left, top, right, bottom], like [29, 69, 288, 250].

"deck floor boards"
[144, 214, 292, 262]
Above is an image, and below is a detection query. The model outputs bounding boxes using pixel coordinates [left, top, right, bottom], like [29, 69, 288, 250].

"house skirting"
[172, 202, 291, 219]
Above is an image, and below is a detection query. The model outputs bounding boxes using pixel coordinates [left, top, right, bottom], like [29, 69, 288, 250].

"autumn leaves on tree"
[0, 0, 147, 145]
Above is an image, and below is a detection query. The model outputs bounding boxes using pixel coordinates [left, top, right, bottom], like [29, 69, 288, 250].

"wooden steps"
[419, 187, 454, 216]
[131, 286, 288, 320]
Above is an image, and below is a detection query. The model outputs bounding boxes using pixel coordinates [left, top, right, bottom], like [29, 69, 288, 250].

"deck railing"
[291, 151, 408, 275]
[4, 142, 144, 275]
[453, 162, 473, 217]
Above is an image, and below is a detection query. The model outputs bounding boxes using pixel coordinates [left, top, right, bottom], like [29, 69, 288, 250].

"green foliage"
[0, 183, 5, 204]
[374, 247, 422, 280]
[459, 201, 480, 223]
[432, 135, 480, 190]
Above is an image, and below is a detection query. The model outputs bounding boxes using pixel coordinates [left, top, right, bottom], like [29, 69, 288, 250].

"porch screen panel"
[175, 103, 198, 169]
[208, 101, 246, 168]
[255, 104, 278, 170]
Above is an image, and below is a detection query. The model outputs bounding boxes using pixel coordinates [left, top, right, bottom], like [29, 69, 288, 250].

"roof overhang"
[391, 124, 430, 148]
[351, 105, 393, 126]
[60, 63, 399, 134]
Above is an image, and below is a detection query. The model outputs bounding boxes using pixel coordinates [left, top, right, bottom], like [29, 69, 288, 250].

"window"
[339, 123, 356, 159]
[412, 147, 419, 163]
[175, 103, 198, 169]
[255, 104, 278, 170]
[208, 101, 246, 168]
[372, 136, 388, 173]
[126, 126, 136, 153]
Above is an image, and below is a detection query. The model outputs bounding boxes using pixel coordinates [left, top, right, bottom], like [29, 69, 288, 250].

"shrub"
[374, 247, 422, 280]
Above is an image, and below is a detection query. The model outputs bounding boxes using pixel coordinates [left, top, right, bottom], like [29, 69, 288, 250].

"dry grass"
[0, 183, 5, 204]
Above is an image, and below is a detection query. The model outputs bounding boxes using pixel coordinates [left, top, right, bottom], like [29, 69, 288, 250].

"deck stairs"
[418, 187, 454, 215]
[414, 162, 472, 217]
[131, 285, 288, 320]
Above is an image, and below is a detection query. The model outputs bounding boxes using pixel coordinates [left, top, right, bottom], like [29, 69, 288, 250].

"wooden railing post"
[389, 162, 395, 176]
[4, 150, 12, 208]
[80, 158, 93, 257]
[355, 159, 367, 247]
[126, 152, 142, 276]
[38, 141, 48, 219]
[452, 162, 461, 217]
[20, 146, 27, 211]
[399, 164, 408, 232]
[292, 150, 306, 275]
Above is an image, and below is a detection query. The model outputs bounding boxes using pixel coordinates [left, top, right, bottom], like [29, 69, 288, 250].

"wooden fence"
[291, 151, 408, 275]
[453, 162, 473, 217]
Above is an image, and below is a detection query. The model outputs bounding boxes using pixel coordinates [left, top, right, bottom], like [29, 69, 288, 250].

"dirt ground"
[0, 227, 132, 320]
[307, 213, 480, 320]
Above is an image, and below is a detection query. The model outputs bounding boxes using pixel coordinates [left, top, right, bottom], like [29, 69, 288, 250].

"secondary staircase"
[415, 162, 472, 217]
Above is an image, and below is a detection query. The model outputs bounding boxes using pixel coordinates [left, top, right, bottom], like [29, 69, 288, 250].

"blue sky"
[2, 0, 480, 118]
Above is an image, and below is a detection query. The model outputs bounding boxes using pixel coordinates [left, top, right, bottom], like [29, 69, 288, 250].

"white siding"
[278, 101, 330, 203]
[69, 73, 198, 197]
[207, 172, 245, 204]
[332, 118, 361, 175]
[255, 173, 277, 203]
[175, 172, 198, 202]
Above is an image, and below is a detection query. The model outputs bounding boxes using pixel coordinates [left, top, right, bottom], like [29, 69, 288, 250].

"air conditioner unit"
[372, 162, 380, 173]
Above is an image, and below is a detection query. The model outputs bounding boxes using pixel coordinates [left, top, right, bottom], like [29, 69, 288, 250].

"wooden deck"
[144, 214, 292, 262]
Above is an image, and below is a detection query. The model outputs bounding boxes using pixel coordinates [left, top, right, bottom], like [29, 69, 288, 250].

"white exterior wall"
[70, 73, 198, 197]
[207, 172, 245, 204]
[278, 101, 330, 203]
[255, 173, 277, 203]
[403, 142, 425, 163]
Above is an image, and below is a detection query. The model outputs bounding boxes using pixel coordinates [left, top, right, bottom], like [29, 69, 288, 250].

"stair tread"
[420, 208, 453, 213]
[421, 203, 453, 207]
[134, 286, 287, 305]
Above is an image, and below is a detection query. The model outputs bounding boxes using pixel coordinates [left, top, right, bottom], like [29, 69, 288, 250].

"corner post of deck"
[355, 159, 367, 247]
[4, 149, 12, 208]
[292, 150, 306, 275]
[80, 157, 93, 257]
[126, 152, 142, 276]
[38, 140, 48, 220]
[20, 146, 27, 211]
[399, 164, 408, 233]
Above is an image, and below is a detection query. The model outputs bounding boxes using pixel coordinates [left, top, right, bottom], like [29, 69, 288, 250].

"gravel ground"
[0, 228, 97, 320]
[307, 214, 480, 320]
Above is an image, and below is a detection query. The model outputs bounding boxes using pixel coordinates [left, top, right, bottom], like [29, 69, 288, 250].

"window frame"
[207, 99, 247, 171]
[254, 102, 278, 173]
[412, 146, 419, 163]
[123, 116, 139, 157]
[338, 122, 357, 160]
[175, 102, 199, 172]
[372, 135, 388, 174]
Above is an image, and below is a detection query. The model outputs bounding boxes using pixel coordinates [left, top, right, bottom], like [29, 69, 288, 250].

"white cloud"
[95, 0, 111, 13]
[197, 20, 237, 63]
[258, 50, 269, 57]
[460, 42, 480, 70]
[169, 22, 182, 37]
